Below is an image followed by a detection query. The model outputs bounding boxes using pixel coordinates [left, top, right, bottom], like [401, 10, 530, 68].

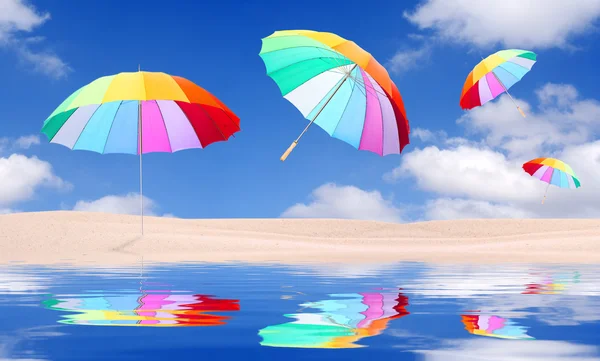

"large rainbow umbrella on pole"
[259, 30, 410, 161]
[41, 69, 240, 233]
[258, 291, 409, 348]
[522, 157, 580, 204]
[460, 49, 537, 117]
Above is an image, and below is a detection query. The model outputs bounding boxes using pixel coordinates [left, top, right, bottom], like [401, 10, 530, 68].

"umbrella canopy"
[41, 70, 240, 233]
[460, 49, 537, 117]
[258, 291, 409, 348]
[259, 30, 410, 161]
[522, 157, 580, 204]
[43, 291, 240, 327]
[461, 314, 534, 340]
[42, 71, 240, 153]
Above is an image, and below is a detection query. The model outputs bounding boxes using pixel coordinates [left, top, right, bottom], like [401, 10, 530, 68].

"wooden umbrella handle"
[280, 141, 298, 161]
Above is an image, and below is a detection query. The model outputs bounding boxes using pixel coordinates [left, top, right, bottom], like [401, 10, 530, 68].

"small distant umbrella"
[522, 157, 580, 204]
[460, 49, 537, 117]
[461, 314, 534, 340]
[258, 291, 409, 348]
[259, 30, 410, 161]
[41, 68, 240, 234]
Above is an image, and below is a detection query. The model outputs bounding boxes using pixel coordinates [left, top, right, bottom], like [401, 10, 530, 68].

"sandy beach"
[0, 211, 599, 266]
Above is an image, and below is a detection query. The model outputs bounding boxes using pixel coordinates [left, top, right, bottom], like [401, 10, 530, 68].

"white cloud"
[72, 192, 159, 216]
[410, 128, 447, 143]
[281, 183, 403, 222]
[13, 135, 40, 149]
[404, 0, 600, 49]
[0, 0, 70, 78]
[0, 154, 70, 208]
[0, 0, 49, 41]
[14, 44, 71, 79]
[458, 84, 600, 159]
[387, 43, 432, 75]
[417, 339, 600, 361]
[387, 83, 600, 220]
[387, 145, 541, 203]
[0, 135, 40, 153]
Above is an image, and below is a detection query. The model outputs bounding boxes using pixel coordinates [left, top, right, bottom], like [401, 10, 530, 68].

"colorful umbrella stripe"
[460, 49, 536, 116]
[259, 291, 409, 348]
[522, 157, 580, 189]
[42, 71, 240, 154]
[260, 30, 409, 159]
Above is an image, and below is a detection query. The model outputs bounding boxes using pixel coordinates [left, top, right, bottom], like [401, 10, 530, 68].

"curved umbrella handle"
[280, 141, 298, 161]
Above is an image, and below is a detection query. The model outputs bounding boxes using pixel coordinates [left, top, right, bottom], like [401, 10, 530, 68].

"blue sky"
[1, 0, 600, 221]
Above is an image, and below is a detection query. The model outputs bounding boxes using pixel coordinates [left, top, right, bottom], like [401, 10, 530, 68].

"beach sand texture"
[1, 211, 599, 265]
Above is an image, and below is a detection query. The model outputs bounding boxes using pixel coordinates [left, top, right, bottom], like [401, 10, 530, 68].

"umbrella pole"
[542, 182, 550, 204]
[280, 64, 358, 161]
[138, 65, 144, 236]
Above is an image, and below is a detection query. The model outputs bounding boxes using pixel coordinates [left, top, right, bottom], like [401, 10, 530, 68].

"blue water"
[1, 262, 599, 360]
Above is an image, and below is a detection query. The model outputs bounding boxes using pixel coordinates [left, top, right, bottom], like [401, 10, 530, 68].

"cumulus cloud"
[387, 144, 541, 203]
[0, 0, 71, 78]
[458, 84, 600, 159]
[0, 154, 70, 208]
[404, 0, 600, 49]
[387, 83, 600, 220]
[281, 183, 403, 222]
[72, 193, 159, 216]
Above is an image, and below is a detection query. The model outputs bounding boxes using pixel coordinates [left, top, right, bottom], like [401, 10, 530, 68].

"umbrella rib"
[194, 103, 228, 142]
[331, 67, 359, 138]
[70, 104, 103, 149]
[101, 100, 124, 154]
[154, 100, 174, 152]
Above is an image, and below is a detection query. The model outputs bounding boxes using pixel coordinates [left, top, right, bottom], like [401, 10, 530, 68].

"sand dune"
[1, 211, 599, 265]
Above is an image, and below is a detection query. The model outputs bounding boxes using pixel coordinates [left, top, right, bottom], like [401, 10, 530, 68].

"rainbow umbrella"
[462, 314, 534, 340]
[522, 157, 580, 204]
[258, 291, 409, 348]
[460, 49, 537, 117]
[41, 69, 240, 233]
[43, 290, 240, 326]
[259, 30, 410, 161]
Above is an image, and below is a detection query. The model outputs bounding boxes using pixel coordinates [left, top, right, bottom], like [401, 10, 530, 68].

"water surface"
[1, 262, 599, 360]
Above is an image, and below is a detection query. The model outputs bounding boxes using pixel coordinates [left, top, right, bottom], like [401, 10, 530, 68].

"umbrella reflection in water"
[43, 283, 239, 326]
[259, 290, 409, 348]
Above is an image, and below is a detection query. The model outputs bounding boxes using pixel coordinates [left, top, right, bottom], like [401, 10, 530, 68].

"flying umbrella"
[259, 30, 410, 161]
[41, 68, 240, 233]
[258, 291, 409, 348]
[461, 314, 534, 340]
[522, 157, 580, 204]
[42, 289, 240, 326]
[460, 49, 537, 117]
